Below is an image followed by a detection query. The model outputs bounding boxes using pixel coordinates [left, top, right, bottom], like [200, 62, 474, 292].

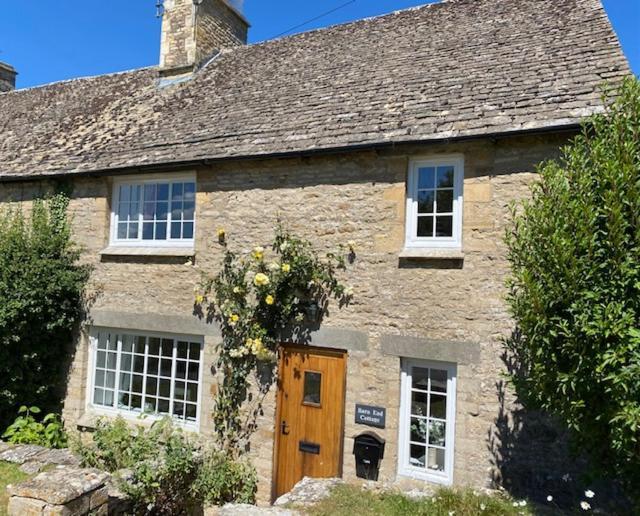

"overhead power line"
[272, 0, 357, 39]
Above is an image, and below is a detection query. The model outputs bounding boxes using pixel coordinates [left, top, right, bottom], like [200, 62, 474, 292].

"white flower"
[519, 500, 527, 507]
[584, 490, 594, 499]
[480, 503, 486, 511]
[580, 501, 591, 511]
[448, 512, 455, 516]
[512, 502, 518, 507]
[280, 242, 289, 251]
[344, 286, 354, 296]
[268, 262, 280, 271]
[547, 495, 553, 502]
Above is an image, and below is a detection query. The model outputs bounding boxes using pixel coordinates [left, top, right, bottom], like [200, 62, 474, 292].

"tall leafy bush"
[0, 192, 89, 429]
[505, 78, 640, 497]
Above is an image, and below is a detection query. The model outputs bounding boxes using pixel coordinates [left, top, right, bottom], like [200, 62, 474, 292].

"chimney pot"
[0, 62, 17, 92]
[159, 0, 249, 79]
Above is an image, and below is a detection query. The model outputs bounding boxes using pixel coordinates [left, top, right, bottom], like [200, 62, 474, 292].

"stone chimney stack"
[159, 0, 249, 79]
[0, 62, 17, 92]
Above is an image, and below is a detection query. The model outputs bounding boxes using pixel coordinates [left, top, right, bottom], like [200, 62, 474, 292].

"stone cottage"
[0, 0, 631, 505]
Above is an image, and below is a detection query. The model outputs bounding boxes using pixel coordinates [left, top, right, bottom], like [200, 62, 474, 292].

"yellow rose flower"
[265, 295, 275, 305]
[195, 295, 204, 304]
[252, 246, 264, 261]
[230, 314, 239, 323]
[254, 273, 270, 287]
[233, 286, 242, 294]
[217, 228, 226, 243]
[281, 263, 291, 273]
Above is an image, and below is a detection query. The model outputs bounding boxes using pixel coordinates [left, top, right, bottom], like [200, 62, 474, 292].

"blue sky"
[0, 0, 637, 89]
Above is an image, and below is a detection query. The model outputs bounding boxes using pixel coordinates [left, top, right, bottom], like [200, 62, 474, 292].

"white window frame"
[85, 328, 204, 431]
[109, 172, 196, 248]
[404, 155, 464, 249]
[398, 359, 457, 485]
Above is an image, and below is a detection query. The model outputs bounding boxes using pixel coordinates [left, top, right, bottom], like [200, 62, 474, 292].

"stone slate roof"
[0, 0, 630, 180]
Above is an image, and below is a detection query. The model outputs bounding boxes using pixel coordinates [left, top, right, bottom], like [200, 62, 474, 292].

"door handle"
[281, 420, 290, 435]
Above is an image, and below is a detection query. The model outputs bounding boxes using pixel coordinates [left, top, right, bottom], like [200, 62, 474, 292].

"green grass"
[304, 485, 537, 516]
[0, 462, 28, 516]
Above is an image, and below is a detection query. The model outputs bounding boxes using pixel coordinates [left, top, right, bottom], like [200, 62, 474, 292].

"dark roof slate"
[0, 0, 630, 180]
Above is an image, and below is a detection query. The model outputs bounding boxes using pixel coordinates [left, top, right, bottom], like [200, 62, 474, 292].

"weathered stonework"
[0, 61, 17, 92]
[159, 0, 248, 75]
[1, 133, 569, 505]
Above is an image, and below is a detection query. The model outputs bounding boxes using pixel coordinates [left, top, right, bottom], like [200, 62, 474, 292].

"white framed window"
[398, 359, 457, 485]
[405, 156, 464, 249]
[110, 173, 196, 248]
[87, 329, 203, 429]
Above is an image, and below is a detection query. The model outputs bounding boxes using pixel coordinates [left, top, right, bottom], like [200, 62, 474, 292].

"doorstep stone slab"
[217, 505, 300, 515]
[8, 466, 109, 505]
[273, 477, 344, 507]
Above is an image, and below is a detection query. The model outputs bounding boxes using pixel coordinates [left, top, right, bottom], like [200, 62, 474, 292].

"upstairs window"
[405, 156, 463, 249]
[110, 174, 195, 247]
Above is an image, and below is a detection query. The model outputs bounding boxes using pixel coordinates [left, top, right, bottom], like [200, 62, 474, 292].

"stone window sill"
[100, 246, 195, 258]
[399, 248, 464, 260]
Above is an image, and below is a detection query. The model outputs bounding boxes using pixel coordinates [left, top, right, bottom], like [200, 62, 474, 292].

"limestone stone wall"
[0, 133, 569, 504]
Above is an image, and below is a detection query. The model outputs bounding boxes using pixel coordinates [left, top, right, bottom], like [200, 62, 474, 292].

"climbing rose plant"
[195, 224, 354, 454]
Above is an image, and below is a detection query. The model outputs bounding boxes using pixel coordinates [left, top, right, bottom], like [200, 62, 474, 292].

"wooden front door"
[274, 345, 347, 498]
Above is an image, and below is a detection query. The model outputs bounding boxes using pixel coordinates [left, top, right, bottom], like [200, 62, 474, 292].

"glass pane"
[133, 355, 144, 374]
[183, 201, 195, 220]
[132, 375, 143, 394]
[127, 224, 138, 239]
[427, 447, 445, 471]
[429, 420, 446, 447]
[411, 391, 428, 417]
[184, 182, 195, 200]
[177, 342, 189, 359]
[107, 336, 118, 351]
[161, 359, 173, 378]
[135, 336, 146, 354]
[410, 444, 426, 468]
[144, 184, 156, 202]
[156, 202, 168, 220]
[437, 166, 454, 188]
[107, 353, 117, 370]
[155, 222, 167, 240]
[171, 222, 181, 239]
[117, 223, 127, 239]
[189, 342, 200, 361]
[161, 340, 173, 357]
[174, 382, 186, 400]
[104, 390, 114, 406]
[303, 371, 322, 405]
[118, 392, 130, 409]
[119, 373, 131, 391]
[142, 222, 154, 240]
[171, 202, 183, 220]
[430, 394, 447, 419]
[430, 369, 447, 393]
[118, 203, 129, 220]
[417, 216, 433, 237]
[418, 167, 435, 189]
[93, 388, 104, 406]
[173, 402, 185, 418]
[131, 395, 142, 410]
[435, 216, 453, 237]
[412, 367, 429, 390]
[95, 370, 105, 387]
[410, 417, 427, 443]
[148, 338, 161, 356]
[158, 399, 170, 414]
[119, 185, 130, 203]
[417, 191, 434, 214]
[157, 184, 169, 201]
[159, 379, 171, 398]
[96, 351, 106, 369]
[188, 363, 199, 382]
[436, 190, 453, 213]
[122, 335, 134, 353]
[185, 404, 197, 421]
[144, 398, 157, 413]
[183, 222, 194, 240]
[186, 383, 198, 402]
[128, 201, 140, 219]
[105, 371, 116, 389]
[131, 185, 142, 204]
[176, 361, 187, 379]
[172, 183, 183, 201]
[146, 377, 158, 396]
[98, 334, 108, 350]
[143, 203, 155, 221]
[120, 354, 132, 373]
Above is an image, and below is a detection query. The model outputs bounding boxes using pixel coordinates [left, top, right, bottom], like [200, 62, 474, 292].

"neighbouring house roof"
[0, 0, 630, 181]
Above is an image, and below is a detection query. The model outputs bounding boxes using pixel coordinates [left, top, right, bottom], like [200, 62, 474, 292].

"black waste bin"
[353, 432, 385, 481]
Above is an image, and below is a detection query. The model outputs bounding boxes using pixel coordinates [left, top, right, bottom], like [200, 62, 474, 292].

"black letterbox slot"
[299, 441, 320, 454]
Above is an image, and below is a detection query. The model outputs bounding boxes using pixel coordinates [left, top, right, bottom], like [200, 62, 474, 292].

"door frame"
[271, 344, 348, 501]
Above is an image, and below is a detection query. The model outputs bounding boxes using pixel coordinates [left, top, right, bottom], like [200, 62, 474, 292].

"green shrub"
[74, 417, 257, 514]
[0, 192, 90, 429]
[505, 77, 640, 499]
[194, 451, 257, 506]
[1, 406, 67, 449]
